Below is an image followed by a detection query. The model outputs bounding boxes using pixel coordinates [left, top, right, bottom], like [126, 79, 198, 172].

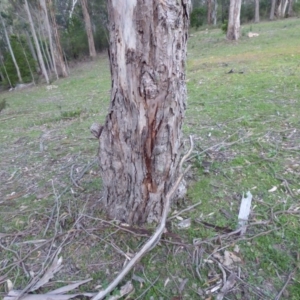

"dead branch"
[168, 200, 202, 221]
[274, 268, 297, 300]
[91, 136, 194, 300]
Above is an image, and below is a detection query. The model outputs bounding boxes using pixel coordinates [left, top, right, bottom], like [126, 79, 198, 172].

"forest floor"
[1, 18, 300, 300]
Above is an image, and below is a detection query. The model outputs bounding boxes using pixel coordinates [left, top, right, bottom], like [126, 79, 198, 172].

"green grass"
[1, 19, 300, 299]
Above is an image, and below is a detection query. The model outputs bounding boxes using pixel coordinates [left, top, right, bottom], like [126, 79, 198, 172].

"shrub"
[190, 7, 206, 28]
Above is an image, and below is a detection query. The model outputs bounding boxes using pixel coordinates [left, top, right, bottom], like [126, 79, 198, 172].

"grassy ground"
[1, 18, 300, 299]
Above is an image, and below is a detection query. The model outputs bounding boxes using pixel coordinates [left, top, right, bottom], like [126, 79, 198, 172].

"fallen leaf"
[48, 278, 92, 294]
[30, 248, 63, 291]
[177, 218, 191, 229]
[223, 251, 242, 267]
[7, 279, 13, 291]
[107, 281, 134, 300]
[268, 186, 277, 192]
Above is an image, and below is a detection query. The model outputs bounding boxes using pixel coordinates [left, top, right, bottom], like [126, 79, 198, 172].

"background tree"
[24, 0, 49, 84]
[48, 0, 68, 77]
[255, 0, 260, 22]
[207, 0, 212, 25]
[270, 0, 276, 19]
[227, 0, 242, 40]
[97, 0, 190, 225]
[80, 0, 96, 58]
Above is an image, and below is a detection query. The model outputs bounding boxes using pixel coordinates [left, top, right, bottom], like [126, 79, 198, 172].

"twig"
[168, 200, 202, 221]
[91, 136, 194, 300]
[135, 275, 160, 300]
[70, 164, 84, 191]
[274, 268, 296, 300]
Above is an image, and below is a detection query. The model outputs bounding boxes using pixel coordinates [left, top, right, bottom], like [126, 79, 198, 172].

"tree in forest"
[80, 0, 96, 58]
[47, 0, 69, 77]
[24, 0, 49, 84]
[207, 0, 212, 25]
[95, 0, 190, 225]
[0, 12, 23, 84]
[270, 0, 276, 19]
[227, 0, 242, 40]
[255, 0, 260, 22]
[287, 0, 294, 17]
[0, 35, 36, 87]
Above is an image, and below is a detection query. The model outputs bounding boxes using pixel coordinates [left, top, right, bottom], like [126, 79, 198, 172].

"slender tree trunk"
[40, 0, 59, 79]
[270, 0, 276, 19]
[98, 0, 190, 225]
[0, 15, 23, 83]
[212, 0, 218, 25]
[17, 34, 35, 84]
[255, 0, 260, 22]
[24, 0, 49, 84]
[287, 0, 294, 17]
[80, 0, 96, 58]
[0, 53, 12, 87]
[222, 0, 225, 22]
[37, 28, 51, 74]
[48, 0, 68, 77]
[281, 0, 288, 16]
[25, 31, 40, 72]
[207, 0, 212, 25]
[277, 0, 283, 17]
[227, 0, 242, 40]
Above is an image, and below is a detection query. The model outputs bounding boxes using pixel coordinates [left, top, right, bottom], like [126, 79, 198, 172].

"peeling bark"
[227, 0, 242, 40]
[98, 0, 190, 225]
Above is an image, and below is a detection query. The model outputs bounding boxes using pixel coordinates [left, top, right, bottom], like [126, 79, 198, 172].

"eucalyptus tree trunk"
[40, 0, 59, 79]
[287, 0, 294, 17]
[207, 0, 212, 25]
[80, 0, 96, 58]
[227, 0, 242, 40]
[48, 0, 68, 77]
[24, 0, 49, 84]
[98, 0, 190, 225]
[0, 15, 23, 83]
[255, 0, 260, 22]
[212, 0, 218, 25]
[270, 0, 276, 19]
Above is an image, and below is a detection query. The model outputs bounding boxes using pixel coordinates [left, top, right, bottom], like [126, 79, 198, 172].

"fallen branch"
[274, 268, 297, 300]
[91, 136, 194, 300]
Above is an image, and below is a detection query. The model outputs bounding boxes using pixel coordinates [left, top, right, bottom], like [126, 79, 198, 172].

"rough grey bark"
[227, 0, 242, 40]
[80, 0, 96, 58]
[24, 0, 49, 84]
[270, 0, 276, 19]
[0, 15, 23, 83]
[255, 0, 260, 22]
[98, 0, 190, 225]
